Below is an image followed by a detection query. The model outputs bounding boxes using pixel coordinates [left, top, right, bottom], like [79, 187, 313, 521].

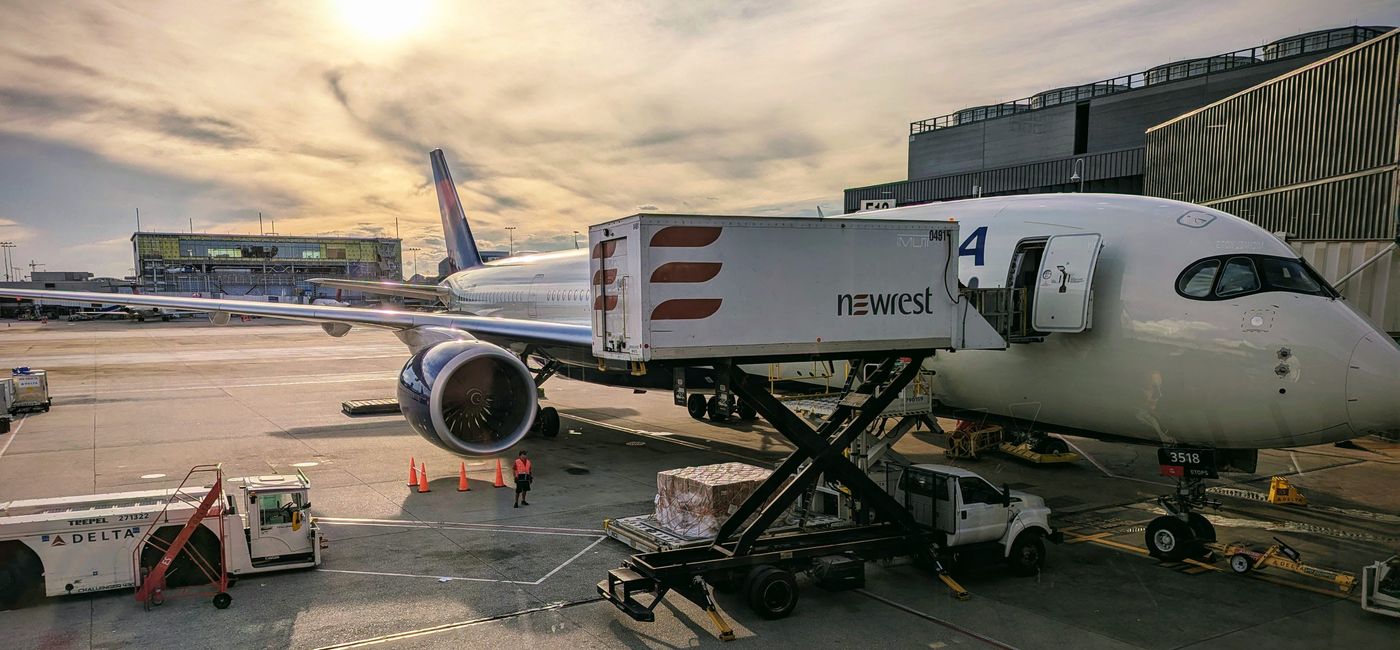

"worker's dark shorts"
[515, 475, 531, 493]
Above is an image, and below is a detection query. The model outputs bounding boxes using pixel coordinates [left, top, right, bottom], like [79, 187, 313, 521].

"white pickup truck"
[890, 463, 1060, 575]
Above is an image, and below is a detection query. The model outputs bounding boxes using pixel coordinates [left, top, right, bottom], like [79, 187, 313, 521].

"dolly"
[1206, 537, 1356, 593]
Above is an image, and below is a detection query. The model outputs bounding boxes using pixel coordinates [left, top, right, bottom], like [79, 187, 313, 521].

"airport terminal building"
[845, 25, 1398, 333]
[131, 232, 403, 302]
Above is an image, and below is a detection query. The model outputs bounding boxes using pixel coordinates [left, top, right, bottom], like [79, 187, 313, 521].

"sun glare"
[335, 0, 432, 42]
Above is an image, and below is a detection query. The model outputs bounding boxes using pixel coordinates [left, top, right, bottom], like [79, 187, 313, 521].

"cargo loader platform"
[588, 215, 1006, 638]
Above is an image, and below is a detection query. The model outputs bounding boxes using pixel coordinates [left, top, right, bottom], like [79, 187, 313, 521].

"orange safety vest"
[514, 458, 532, 475]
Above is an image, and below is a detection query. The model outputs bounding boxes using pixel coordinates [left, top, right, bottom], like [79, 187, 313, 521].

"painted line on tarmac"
[532, 536, 607, 584]
[1062, 531, 1356, 599]
[317, 516, 601, 535]
[317, 568, 534, 585]
[318, 536, 606, 587]
[313, 597, 603, 649]
[855, 589, 1016, 649]
[561, 413, 712, 450]
[51, 372, 398, 397]
[0, 416, 25, 461]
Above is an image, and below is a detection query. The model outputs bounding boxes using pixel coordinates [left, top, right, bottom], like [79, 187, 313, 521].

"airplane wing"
[308, 278, 450, 302]
[0, 288, 591, 348]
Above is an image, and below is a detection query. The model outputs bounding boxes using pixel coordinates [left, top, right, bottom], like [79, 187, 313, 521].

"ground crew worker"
[513, 450, 532, 508]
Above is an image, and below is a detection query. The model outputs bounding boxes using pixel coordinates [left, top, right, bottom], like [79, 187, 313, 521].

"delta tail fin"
[430, 149, 484, 272]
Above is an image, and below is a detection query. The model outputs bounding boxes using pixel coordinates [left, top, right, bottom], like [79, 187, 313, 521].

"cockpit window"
[1258, 257, 1328, 296]
[1175, 254, 1338, 301]
[1177, 260, 1219, 298]
[1215, 257, 1259, 297]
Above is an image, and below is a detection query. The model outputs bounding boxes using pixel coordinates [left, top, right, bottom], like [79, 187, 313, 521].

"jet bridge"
[588, 215, 1006, 637]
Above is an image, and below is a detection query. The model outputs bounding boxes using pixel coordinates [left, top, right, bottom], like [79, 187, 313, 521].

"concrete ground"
[1, 319, 1397, 649]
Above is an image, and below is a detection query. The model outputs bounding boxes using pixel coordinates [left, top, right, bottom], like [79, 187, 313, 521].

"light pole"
[573, 230, 580, 249]
[0, 242, 14, 282]
[406, 247, 421, 279]
[505, 226, 516, 256]
[1070, 158, 1086, 193]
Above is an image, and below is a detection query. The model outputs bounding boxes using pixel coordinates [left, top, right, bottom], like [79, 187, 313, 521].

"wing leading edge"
[0, 288, 591, 349]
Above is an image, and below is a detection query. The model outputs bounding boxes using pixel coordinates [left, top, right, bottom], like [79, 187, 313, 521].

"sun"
[334, 0, 432, 42]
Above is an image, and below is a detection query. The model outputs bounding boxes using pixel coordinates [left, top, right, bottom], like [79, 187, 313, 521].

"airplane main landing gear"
[1145, 476, 1220, 561]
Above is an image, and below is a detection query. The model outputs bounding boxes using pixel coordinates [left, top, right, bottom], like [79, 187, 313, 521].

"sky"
[0, 1, 1394, 279]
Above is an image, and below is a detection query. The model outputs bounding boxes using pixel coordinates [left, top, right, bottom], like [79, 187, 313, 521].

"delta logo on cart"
[838, 287, 937, 316]
[43, 527, 142, 547]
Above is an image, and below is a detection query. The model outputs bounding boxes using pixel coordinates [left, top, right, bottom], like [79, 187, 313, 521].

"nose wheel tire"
[1146, 516, 1193, 562]
[686, 394, 707, 420]
[745, 566, 798, 620]
[736, 401, 757, 421]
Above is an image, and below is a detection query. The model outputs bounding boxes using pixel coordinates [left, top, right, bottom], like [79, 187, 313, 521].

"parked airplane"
[4, 149, 1398, 562]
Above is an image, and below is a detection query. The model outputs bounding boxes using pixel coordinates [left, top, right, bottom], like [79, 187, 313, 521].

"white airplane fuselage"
[429, 194, 1400, 450]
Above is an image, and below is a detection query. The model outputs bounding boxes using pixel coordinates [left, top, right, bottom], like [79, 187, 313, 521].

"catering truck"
[0, 470, 323, 609]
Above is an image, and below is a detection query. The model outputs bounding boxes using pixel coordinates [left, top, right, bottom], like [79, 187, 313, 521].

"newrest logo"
[837, 287, 936, 316]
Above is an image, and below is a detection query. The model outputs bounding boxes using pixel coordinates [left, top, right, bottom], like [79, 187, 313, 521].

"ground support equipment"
[598, 355, 967, 639]
[130, 464, 231, 610]
[1206, 537, 1356, 593]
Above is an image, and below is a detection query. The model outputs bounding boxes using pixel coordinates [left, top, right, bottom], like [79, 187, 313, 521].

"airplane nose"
[1346, 332, 1400, 438]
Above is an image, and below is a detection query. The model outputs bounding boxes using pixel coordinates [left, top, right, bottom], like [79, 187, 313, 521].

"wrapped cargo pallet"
[654, 462, 771, 538]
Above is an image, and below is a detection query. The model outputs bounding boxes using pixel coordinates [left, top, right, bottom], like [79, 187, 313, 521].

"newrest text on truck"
[0, 469, 323, 609]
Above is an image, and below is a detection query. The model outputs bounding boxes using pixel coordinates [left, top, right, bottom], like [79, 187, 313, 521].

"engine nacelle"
[397, 339, 537, 456]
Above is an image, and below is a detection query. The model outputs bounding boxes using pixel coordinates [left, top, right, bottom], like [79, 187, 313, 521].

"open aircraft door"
[1031, 233, 1101, 333]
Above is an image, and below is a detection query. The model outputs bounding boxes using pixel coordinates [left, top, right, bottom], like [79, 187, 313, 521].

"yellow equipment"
[944, 424, 1003, 459]
[997, 441, 1081, 464]
[1266, 476, 1307, 505]
[1208, 538, 1356, 593]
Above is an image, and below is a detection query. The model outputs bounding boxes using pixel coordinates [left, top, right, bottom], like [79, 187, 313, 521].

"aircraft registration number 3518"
[1157, 447, 1218, 479]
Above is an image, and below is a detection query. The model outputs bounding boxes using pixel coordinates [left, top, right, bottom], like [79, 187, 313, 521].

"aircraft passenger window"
[957, 477, 1003, 505]
[1258, 257, 1328, 296]
[1215, 257, 1260, 297]
[1176, 259, 1220, 298]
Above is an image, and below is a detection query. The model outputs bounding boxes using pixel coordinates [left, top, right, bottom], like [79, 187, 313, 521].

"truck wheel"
[0, 543, 44, 610]
[212, 592, 232, 609]
[1229, 553, 1253, 574]
[746, 566, 798, 619]
[141, 526, 222, 587]
[706, 396, 730, 423]
[1007, 531, 1045, 577]
[1145, 516, 1191, 561]
[686, 394, 707, 420]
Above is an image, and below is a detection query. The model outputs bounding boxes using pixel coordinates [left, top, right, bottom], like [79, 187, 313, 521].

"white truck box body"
[589, 215, 1000, 362]
[0, 476, 320, 597]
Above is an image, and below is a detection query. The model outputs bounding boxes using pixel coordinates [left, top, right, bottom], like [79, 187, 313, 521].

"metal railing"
[910, 26, 1389, 135]
[964, 287, 1037, 343]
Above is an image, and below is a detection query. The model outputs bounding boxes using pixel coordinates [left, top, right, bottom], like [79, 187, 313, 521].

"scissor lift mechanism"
[598, 353, 971, 640]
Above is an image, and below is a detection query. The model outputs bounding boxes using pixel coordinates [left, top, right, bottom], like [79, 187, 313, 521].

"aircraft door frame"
[1031, 233, 1102, 333]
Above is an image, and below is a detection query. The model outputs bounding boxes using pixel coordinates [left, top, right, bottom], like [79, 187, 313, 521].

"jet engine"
[397, 339, 538, 456]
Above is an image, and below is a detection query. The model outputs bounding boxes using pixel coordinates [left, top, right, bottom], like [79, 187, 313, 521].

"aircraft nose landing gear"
[1146, 449, 1223, 561]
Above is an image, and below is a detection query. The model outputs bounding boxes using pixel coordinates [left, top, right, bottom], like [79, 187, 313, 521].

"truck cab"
[229, 475, 320, 569]
[889, 464, 1058, 575]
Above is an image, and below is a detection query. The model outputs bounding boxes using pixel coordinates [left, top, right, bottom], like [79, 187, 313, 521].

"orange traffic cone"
[458, 462, 471, 492]
[407, 457, 417, 486]
[493, 459, 507, 488]
[417, 462, 431, 493]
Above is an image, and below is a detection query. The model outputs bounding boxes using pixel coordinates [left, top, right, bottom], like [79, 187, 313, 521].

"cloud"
[0, 0, 1393, 278]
